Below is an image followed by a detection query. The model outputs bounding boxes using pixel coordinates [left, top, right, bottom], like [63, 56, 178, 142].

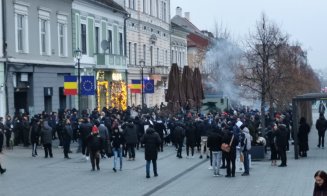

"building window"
[57, 14, 68, 57]
[129, 0, 135, 9]
[143, 0, 146, 13]
[108, 30, 112, 54]
[150, 46, 153, 67]
[39, 9, 51, 55]
[128, 42, 132, 65]
[165, 50, 167, 65]
[134, 43, 137, 65]
[156, 0, 159, 18]
[143, 44, 146, 63]
[119, 33, 123, 55]
[157, 48, 159, 65]
[161, 2, 167, 22]
[15, 2, 29, 53]
[17, 14, 25, 52]
[81, 24, 87, 54]
[150, 0, 153, 16]
[95, 26, 100, 54]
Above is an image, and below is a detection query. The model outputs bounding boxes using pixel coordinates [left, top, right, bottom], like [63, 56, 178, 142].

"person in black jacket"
[141, 127, 161, 178]
[298, 117, 310, 157]
[63, 119, 74, 159]
[111, 127, 125, 172]
[207, 129, 223, 176]
[174, 123, 185, 159]
[222, 129, 238, 177]
[79, 118, 92, 160]
[30, 117, 41, 157]
[275, 121, 289, 167]
[0, 117, 4, 153]
[154, 118, 166, 152]
[122, 119, 138, 160]
[185, 119, 196, 158]
[87, 126, 104, 171]
[316, 113, 327, 148]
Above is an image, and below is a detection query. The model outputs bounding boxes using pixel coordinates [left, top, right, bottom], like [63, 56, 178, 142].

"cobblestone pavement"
[0, 112, 325, 196]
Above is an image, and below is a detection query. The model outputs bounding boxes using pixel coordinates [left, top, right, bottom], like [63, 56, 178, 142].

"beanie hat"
[92, 125, 99, 134]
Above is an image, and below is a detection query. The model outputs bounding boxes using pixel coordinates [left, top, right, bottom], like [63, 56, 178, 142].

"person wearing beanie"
[41, 117, 53, 158]
[87, 125, 104, 171]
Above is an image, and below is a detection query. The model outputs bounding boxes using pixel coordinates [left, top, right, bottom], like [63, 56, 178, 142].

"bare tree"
[238, 13, 287, 130]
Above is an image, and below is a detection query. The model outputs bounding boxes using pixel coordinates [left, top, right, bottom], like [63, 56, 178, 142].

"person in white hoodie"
[240, 124, 252, 176]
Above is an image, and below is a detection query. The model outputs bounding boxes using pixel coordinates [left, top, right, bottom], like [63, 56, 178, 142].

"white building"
[0, 0, 5, 117]
[115, 0, 171, 108]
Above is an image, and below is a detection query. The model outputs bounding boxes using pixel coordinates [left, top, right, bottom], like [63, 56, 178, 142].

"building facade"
[72, 0, 128, 112]
[116, 0, 171, 108]
[0, 0, 5, 117]
[4, 0, 74, 116]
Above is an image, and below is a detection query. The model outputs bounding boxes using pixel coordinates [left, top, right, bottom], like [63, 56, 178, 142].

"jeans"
[113, 147, 122, 170]
[212, 151, 222, 175]
[146, 160, 157, 176]
[243, 151, 250, 174]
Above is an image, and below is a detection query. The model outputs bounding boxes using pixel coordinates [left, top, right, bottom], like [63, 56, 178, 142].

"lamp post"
[139, 59, 145, 109]
[74, 48, 82, 116]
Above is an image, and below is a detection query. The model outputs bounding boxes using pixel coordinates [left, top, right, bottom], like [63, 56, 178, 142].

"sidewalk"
[0, 111, 325, 196]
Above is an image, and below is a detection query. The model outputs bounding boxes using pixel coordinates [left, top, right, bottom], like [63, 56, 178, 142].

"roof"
[293, 93, 327, 101]
[88, 0, 128, 15]
[171, 15, 204, 37]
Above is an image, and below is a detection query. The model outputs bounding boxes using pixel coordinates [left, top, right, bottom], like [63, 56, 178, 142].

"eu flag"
[81, 76, 95, 95]
[144, 79, 154, 94]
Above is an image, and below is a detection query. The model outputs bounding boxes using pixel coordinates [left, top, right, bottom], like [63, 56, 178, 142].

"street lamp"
[139, 59, 145, 109]
[74, 48, 82, 116]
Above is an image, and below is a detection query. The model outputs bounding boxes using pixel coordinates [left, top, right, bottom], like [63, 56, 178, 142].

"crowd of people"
[0, 102, 326, 184]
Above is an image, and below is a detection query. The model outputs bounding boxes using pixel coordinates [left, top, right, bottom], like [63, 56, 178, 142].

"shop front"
[96, 70, 127, 111]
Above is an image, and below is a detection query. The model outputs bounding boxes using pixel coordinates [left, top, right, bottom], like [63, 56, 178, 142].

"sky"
[170, 0, 327, 70]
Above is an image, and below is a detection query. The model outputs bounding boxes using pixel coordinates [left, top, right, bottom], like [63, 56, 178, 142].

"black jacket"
[111, 131, 125, 149]
[207, 131, 222, 151]
[87, 133, 104, 151]
[141, 128, 161, 160]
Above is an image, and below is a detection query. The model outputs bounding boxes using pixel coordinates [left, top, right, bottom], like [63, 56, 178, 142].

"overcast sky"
[170, 0, 327, 70]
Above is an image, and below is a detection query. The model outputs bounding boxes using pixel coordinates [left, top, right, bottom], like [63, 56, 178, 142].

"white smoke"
[203, 38, 243, 104]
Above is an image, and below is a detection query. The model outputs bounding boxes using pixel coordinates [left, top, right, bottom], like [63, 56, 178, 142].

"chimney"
[184, 12, 190, 21]
[176, 6, 182, 17]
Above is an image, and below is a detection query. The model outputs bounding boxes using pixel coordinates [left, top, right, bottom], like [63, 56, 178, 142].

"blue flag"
[81, 76, 95, 95]
[144, 79, 154, 94]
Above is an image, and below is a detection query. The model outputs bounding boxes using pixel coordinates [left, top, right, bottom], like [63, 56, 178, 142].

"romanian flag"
[130, 79, 141, 94]
[64, 76, 77, 95]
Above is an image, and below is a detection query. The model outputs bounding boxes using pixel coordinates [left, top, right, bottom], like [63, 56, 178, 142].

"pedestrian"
[141, 127, 161, 178]
[0, 117, 4, 153]
[30, 116, 41, 157]
[173, 123, 185, 159]
[267, 123, 278, 166]
[95, 120, 109, 159]
[298, 117, 310, 157]
[222, 130, 238, 177]
[313, 170, 327, 196]
[41, 117, 53, 158]
[275, 120, 288, 167]
[4, 115, 13, 149]
[240, 124, 252, 176]
[207, 128, 223, 177]
[316, 113, 327, 149]
[122, 119, 138, 160]
[62, 119, 73, 159]
[185, 119, 196, 158]
[79, 117, 92, 160]
[0, 162, 6, 175]
[111, 127, 124, 172]
[319, 101, 326, 115]
[87, 125, 104, 171]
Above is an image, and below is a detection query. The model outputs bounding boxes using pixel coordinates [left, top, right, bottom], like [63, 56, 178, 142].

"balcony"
[95, 53, 127, 70]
